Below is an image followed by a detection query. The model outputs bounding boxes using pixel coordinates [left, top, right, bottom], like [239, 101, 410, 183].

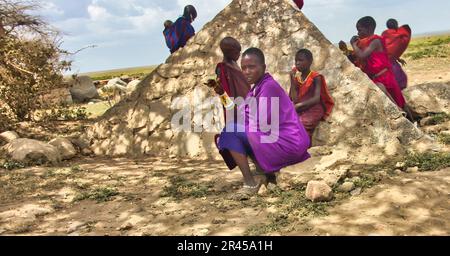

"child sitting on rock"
[289, 49, 334, 144]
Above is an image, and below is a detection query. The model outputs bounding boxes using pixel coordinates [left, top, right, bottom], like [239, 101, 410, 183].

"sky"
[35, 0, 450, 73]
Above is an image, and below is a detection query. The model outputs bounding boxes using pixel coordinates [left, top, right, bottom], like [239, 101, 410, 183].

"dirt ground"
[1, 53, 449, 236]
[0, 156, 448, 236]
[405, 57, 450, 86]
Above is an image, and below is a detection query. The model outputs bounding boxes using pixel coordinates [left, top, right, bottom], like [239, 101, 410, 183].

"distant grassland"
[79, 34, 449, 81]
[404, 34, 450, 60]
[80, 65, 157, 81]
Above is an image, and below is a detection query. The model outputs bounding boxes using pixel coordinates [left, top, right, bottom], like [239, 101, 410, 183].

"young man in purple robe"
[217, 48, 311, 199]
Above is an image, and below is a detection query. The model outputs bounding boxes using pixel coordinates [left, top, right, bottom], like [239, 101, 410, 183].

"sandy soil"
[0, 155, 448, 236]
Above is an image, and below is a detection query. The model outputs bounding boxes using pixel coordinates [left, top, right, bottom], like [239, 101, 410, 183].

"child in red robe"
[382, 19, 412, 90]
[289, 49, 334, 143]
[350, 16, 413, 121]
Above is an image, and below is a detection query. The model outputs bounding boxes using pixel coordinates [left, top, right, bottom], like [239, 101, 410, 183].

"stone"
[338, 182, 355, 192]
[127, 80, 141, 94]
[394, 169, 403, 175]
[350, 187, 362, 196]
[66, 221, 86, 234]
[41, 87, 73, 105]
[81, 148, 93, 156]
[70, 137, 91, 150]
[258, 185, 268, 195]
[3, 138, 61, 165]
[403, 82, 450, 117]
[395, 162, 405, 168]
[420, 116, 436, 126]
[49, 137, 77, 160]
[0, 131, 19, 145]
[68, 76, 99, 103]
[406, 166, 419, 173]
[118, 223, 133, 231]
[212, 218, 227, 225]
[307, 146, 332, 157]
[305, 180, 333, 202]
[347, 170, 361, 178]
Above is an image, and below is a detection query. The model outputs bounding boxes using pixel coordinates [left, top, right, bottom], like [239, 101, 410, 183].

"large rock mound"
[86, 0, 430, 164]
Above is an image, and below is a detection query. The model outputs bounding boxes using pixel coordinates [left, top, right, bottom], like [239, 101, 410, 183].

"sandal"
[230, 183, 262, 201]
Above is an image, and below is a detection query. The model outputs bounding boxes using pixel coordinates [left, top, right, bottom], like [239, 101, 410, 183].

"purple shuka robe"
[243, 73, 311, 173]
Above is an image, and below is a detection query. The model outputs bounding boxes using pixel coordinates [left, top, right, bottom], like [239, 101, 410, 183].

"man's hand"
[214, 85, 224, 95]
[339, 41, 348, 52]
[205, 79, 224, 95]
[350, 36, 359, 46]
[289, 66, 298, 78]
[205, 79, 217, 88]
[295, 103, 305, 113]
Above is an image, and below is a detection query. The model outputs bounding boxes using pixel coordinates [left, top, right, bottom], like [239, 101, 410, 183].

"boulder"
[0, 131, 19, 146]
[3, 138, 61, 165]
[104, 78, 128, 92]
[48, 138, 77, 160]
[405, 166, 419, 173]
[68, 76, 99, 103]
[338, 182, 355, 192]
[41, 87, 73, 105]
[403, 82, 450, 116]
[127, 80, 141, 94]
[305, 180, 333, 202]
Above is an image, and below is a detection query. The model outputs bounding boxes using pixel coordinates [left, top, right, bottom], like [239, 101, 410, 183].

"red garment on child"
[356, 35, 406, 108]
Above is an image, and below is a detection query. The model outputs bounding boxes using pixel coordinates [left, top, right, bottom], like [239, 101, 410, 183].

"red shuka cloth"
[382, 25, 412, 60]
[356, 35, 406, 108]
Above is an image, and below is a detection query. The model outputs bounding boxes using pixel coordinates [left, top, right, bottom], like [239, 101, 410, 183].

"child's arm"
[351, 36, 382, 60]
[294, 77, 322, 113]
[289, 69, 299, 103]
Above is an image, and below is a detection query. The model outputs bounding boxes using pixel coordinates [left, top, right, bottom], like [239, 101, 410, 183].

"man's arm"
[351, 37, 382, 60]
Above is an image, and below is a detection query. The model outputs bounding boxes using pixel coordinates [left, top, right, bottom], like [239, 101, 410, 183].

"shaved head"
[220, 37, 242, 61]
[220, 37, 241, 52]
[387, 19, 399, 29]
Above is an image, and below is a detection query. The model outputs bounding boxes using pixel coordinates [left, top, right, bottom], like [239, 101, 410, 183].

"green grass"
[404, 152, 450, 172]
[160, 176, 216, 200]
[405, 35, 450, 60]
[352, 173, 378, 189]
[244, 184, 331, 235]
[79, 65, 156, 81]
[438, 133, 450, 145]
[83, 101, 111, 118]
[426, 112, 450, 125]
[1, 160, 26, 170]
[73, 187, 119, 203]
